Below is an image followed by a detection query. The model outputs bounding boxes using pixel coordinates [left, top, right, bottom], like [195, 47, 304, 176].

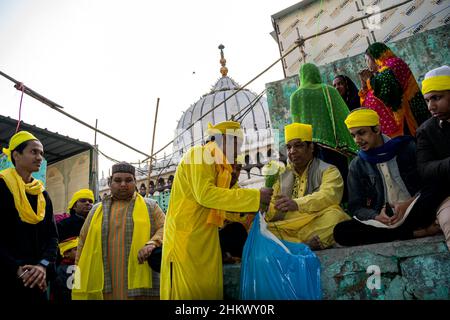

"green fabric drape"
[290, 63, 358, 154]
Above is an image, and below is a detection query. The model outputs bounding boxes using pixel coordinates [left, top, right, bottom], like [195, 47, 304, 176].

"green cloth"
[370, 68, 403, 112]
[290, 63, 358, 154]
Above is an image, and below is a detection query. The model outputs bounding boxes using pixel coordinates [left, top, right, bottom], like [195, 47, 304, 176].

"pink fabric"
[362, 90, 401, 136]
[54, 212, 70, 223]
[381, 57, 412, 91]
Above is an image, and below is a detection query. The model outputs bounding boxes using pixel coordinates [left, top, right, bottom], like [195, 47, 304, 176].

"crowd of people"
[0, 42, 449, 301]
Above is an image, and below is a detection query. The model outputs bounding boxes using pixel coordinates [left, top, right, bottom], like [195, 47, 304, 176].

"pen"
[18, 269, 29, 279]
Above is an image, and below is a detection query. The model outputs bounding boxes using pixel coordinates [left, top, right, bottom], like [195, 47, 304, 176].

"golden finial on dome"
[218, 44, 228, 77]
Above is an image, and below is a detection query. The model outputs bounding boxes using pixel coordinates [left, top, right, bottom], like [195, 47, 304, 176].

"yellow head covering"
[59, 237, 79, 256]
[2, 131, 38, 162]
[67, 189, 94, 211]
[345, 108, 380, 129]
[284, 123, 313, 143]
[206, 121, 244, 140]
[421, 66, 450, 95]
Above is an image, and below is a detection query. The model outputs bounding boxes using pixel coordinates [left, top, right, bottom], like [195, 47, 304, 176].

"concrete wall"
[265, 24, 450, 150]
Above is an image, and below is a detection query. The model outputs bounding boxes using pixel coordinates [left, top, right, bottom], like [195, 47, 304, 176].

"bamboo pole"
[146, 98, 160, 197]
[91, 119, 99, 200]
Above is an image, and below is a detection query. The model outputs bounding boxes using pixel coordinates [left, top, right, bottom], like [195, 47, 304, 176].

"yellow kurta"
[266, 163, 350, 248]
[160, 145, 260, 300]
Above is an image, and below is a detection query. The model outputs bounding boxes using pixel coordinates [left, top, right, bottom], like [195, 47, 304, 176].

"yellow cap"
[59, 237, 79, 256]
[284, 123, 313, 144]
[345, 108, 380, 129]
[67, 189, 94, 211]
[206, 121, 244, 140]
[2, 131, 38, 162]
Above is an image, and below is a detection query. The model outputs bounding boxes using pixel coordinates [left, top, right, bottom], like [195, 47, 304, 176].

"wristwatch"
[38, 259, 50, 268]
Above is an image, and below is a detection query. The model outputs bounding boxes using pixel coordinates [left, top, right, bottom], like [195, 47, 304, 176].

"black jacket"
[0, 178, 58, 298]
[416, 117, 450, 187]
[347, 139, 421, 220]
[57, 213, 85, 241]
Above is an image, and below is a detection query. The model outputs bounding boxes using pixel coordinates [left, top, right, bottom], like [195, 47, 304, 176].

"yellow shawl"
[204, 141, 233, 227]
[0, 168, 45, 224]
[72, 193, 152, 300]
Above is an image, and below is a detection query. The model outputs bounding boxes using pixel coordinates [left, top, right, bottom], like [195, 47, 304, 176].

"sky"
[0, 0, 299, 177]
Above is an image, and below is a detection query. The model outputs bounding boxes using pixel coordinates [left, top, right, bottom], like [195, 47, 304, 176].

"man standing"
[334, 109, 441, 246]
[73, 162, 165, 300]
[0, 131, 58, 301]
[265, 123, 350, 250]
[417, 66, 450, 249]
[57, 188, 94, 240]
[160, 121, 273, 300]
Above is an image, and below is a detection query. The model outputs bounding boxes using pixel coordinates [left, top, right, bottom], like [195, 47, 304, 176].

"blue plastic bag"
[240, 213, 322, 300]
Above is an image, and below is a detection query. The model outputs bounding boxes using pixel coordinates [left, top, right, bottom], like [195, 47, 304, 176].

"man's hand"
[374, 207, 391, 225]
[274, 195, 299, 212]
[138, 243, 156, 264]
[259, 188, 273, 206]
[390, 198, 415, 225]
[21, 265, 47, 291]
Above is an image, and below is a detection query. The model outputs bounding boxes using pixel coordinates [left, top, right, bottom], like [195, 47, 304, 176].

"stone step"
[223, 235, 450, 300]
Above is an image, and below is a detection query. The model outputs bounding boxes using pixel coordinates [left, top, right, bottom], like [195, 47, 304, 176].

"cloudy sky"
[0, 0, 299, 176]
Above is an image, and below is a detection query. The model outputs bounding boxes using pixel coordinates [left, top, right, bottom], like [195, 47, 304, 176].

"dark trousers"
[334, 184, 446, 246]
[219, 222, 248, 258]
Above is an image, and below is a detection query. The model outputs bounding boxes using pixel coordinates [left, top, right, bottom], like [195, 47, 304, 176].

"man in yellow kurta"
[73, 162, 165, 300]
[266, 123, 350, 249]
[160, 121, 273, 300]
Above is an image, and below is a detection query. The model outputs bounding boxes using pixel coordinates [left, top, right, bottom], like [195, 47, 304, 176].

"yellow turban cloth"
[2, 131, 38, 162]
[284, 123, 313, 144]
[59, 237, 79, 256]
[345, 109, 380, 129]
[68, 189, 94, 211]
[422, 76, 450, 95]
[0, 168, 45, 224]
[206, 121, 244, 140]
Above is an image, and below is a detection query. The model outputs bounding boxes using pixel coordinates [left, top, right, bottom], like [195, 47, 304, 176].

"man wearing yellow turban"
[333, 109, 443, 246]
[417, 66, 450, 250]
[160, 120, 273, 300]
[265, 123, 350, 249]
[0, 131, 58, 301]
[57, 188, 94, 241]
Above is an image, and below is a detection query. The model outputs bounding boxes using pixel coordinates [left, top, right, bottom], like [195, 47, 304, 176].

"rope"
[14, 82, 25, 133]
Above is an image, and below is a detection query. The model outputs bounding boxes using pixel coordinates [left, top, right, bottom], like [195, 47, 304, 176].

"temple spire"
[218, 44, 228, 77]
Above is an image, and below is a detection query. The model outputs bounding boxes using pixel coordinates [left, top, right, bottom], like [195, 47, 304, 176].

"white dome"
[173, 75, 271, 155]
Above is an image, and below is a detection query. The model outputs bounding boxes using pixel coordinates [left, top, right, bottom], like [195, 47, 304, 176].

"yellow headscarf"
[284, 123, 313, 143]
[204, 141, 232, 227]
[344, 108, 380, 129]
[0, 168, 46, 224]
[72, 193, 152, 300]
[67, 189, 94, 211]
[206, 121, 244, 140]
[421, 66, 450, 95]
[2, 131, 38, 162]
[59, 237, 79, 256]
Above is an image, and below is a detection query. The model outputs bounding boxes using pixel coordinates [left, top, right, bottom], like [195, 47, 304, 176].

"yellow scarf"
[0, 168, 45, 224]
[72, 193, 152, 300]
[204, 142, 233, 227]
